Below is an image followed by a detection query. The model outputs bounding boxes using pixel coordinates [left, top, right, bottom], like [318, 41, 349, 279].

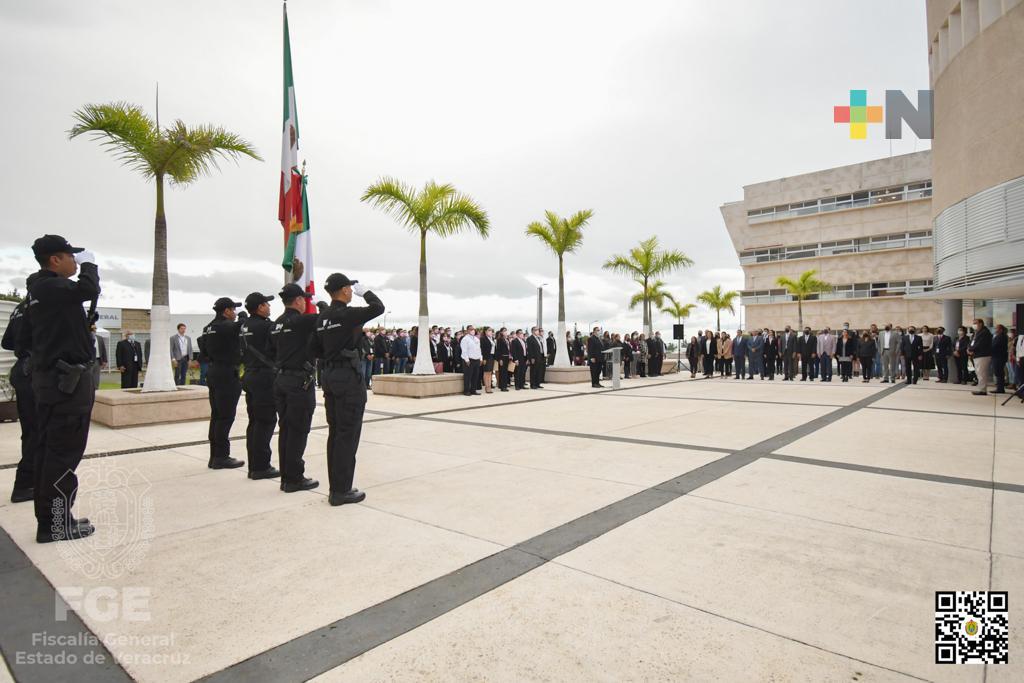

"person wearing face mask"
[953, 326, 970, 384]
[934, 327, 952, 383]
[780, 326, 797, 381]
[762, 329, 778, 380]
[991, 324, 1008, 394]
[836, 329, 856, 382]
[817, 327, 835, 382]
[747, 328, 764, 380]
[480, 326, 494, 393]
[920, 325, 935, 381]
[115, 329, 144, 389]
[796, 326, 817, 381]
[968, 319, 993, 395]
[900, 326, 924, 385]
[877, 323, 901, 384]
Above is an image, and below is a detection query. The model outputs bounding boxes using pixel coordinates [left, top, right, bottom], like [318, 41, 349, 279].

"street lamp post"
[383, 310, 391, 328]
[536, 284, 547, 330]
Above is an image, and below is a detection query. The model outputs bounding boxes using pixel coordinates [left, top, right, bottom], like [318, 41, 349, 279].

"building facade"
[721, 151, 942, 331]
[917, 0, 1024, 330]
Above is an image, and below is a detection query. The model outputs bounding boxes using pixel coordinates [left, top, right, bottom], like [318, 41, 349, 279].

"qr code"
[935, 591, 1008, 664]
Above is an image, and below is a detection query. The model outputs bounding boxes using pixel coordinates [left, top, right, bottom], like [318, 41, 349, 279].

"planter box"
[92, 386, 210, 428]
[371, 373, 465, 398]
[543, 366, 593, 384]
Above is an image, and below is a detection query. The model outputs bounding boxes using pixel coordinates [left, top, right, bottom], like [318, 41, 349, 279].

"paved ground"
[0, 375, 1021, 682]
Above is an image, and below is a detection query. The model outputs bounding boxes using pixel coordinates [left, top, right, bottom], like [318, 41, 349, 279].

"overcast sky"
[0, 0, 930, 334]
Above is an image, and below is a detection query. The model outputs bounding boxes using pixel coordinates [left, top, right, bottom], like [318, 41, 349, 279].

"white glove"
[74, 250, 96, 265]
[352, 283, 368, 297]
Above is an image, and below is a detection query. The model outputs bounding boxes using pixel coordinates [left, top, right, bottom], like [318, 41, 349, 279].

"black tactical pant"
[207, 363, 241, 461]
[32, 365, 95, 533]
[274, 372, 315, 483]
[322, 364, 366, 494]
[243, 368, 276, 472]
[10, 360, 37, 493]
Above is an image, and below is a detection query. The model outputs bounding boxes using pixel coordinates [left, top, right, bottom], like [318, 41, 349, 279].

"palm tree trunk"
[716, 308, 721, 332]
[554, 255, 570, 367]
[797, 298, 803, 330]
[642, 276, 651, 337]
[141, 174, 177, 392]
[412, 229, 434, 375]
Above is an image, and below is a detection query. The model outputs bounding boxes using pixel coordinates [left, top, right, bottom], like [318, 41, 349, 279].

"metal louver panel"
[1006, 179, 1024, 241]
[964, 185, 1007, 248]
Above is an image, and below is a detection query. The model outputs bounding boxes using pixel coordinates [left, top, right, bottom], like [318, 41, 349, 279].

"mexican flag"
[279, 3, 316, 313]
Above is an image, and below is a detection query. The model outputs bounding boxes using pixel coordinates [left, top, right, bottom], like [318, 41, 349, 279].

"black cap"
[244, 292, 275, 311]
[279, 283, 313, 301]
[32, 234, 84, 259]
[213, 297, 242, 312]
[324, 273, 357, 293]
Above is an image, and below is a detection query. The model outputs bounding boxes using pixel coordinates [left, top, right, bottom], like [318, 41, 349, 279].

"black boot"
[281, 477, 319, 492]
[329, 489, 366, 506]
[209, 457, 244, 469]
[248, 467, 280, 480]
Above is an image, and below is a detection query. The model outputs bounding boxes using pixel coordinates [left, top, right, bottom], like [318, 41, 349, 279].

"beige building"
[721, 151, 942, 331]
[914, 0, 1024, 331]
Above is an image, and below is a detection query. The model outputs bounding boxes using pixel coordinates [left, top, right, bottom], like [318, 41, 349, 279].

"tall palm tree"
[69, 102, 261, 392]
[525, 209, 592, 367]
[775, 269, 832, 330]
[629, 279, 674, 320]
[661, 299, 696, 326]
[697, 285, 740, 332]
[362, 178, 489, 375]
[603, 236, 693, 336]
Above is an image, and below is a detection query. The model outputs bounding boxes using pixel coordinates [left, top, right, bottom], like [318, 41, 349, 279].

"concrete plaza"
[0, 375, 1021, 682]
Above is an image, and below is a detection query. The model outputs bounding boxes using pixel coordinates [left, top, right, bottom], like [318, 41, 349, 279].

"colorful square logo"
[834, 90, 884, 139]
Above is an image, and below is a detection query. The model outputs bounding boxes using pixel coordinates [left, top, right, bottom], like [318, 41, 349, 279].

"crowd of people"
[356, 326, 673, 394]
[684, 320, 1023, 396]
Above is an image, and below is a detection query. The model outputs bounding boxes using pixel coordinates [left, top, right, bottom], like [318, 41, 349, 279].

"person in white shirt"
[460, 325, 482, 396]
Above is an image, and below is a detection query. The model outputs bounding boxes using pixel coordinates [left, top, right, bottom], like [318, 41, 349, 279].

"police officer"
[18, 235, 99, 542]
[272, 283, 320, 492]
[239, 292, 280, 480]
[311, 273, 383, 506]
[1, 272, 44, 504]
[198, 297, 245, 469]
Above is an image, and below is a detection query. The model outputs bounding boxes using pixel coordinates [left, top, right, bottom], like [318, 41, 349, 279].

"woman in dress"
[836, 329, 856, 382]
[494, 328, 511, 391]
[480, 326, 495, 393]
[857, 332, 876, 382]
[763, 330, 778, 380]
[720, 332, 733, 378]
[920, 325, 935, 381]
[686, 335, 699, 378]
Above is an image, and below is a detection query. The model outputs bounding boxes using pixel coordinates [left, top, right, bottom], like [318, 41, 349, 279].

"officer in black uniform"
[1, 272, 44, 504]
[310, 273, 383, 506]
[198, 297, 245, 469]
[272, 283, 320, 492]
[239, 292, 280, 480]
[18, 235, 99, 542]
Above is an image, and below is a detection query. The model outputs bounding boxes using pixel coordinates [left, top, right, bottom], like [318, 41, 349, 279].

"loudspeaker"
[673, 324, 685, 340]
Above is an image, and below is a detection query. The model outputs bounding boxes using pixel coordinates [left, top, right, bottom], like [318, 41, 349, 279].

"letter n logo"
[885, 90, 933, 140]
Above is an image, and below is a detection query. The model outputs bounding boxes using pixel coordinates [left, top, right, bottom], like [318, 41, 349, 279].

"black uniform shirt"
[239, 313, 275, 369]
[310, 291, 384, 362]
[2, 300, 30, 359]
[19, 264, 100, 371]
[272, 308, 319, 370]
[199, 316, 242, 365]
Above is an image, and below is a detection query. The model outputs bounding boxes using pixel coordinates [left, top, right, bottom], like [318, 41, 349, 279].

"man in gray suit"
[877, 323, 902, 384]
[171, 323, 193, 385]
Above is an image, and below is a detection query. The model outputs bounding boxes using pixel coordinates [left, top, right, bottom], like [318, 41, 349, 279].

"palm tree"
[362, 178, 489, 375]
[603, 236, 693, 336]
[775, 269, 832, 330]
[697, 285, 740, 332]
[525, 209, 592, 367]
[69, 102, 261, 392]
[629, 279, 674, 320]
[661, 299, 696, 326]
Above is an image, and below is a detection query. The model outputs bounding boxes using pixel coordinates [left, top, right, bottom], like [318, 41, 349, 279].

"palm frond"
[361, 176, 422, 232]
[162, 121, 261, 185]
[697, 284, 740, 315]
[430, 193, 489, 238]
[68, 102, 158, 178]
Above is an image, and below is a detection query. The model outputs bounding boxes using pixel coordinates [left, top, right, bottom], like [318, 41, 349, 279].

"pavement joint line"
[0, 528, 133, 682]
[863, 405, 1024, 420]
[546, 559, 933, 683]
[199, 382, 906, 682]
[589, 392, 849, 408]
[761, 453, 1024, 494]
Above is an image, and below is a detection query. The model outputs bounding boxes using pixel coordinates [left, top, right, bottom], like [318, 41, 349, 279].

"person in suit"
[780, 326, 797, 380]
[762, 330, 778, 380]
[968, 319, 993, 395]
[372, 328, 389, 375]
[796, 326, 817, 381]
[526, 327, 545, 389]
[816, 327, 835, 382]
[438, 334, 454, 373]
[900, 326, 924, 385]
[685, 335, 699, 378]
[953, 326, 970, 384]
[511, 329, 529, 389]
[991, 324, 1008, 394]
[648, 332, 665, 377]
[732, 330, 747, 380]
[836, 329, 856, 381]
[494, 328, 511, 392]
[748, 329, 764, 380]
[934, 326, 953, 383]
[459, 325, 482, 396]
[876, 323, 901, 383]
[545, 331, 556, 367]
[480, 326, 495, 393]
[115, 330, 144, 389]
[170, 323, 193, 386]
[391, 330, 410, 374]
[587, 327, 604, 387]
[857, 332, 876, 382]
[700, 330, 716, 377]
